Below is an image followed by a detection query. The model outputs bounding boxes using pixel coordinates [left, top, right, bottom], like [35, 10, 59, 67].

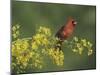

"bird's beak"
[74, 21, 77, 25]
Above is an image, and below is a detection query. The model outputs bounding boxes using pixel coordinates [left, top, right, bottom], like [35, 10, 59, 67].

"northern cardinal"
[55, 17, 77, 50]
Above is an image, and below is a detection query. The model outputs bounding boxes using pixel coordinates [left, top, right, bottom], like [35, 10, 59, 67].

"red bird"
[55, 17, 77, 50]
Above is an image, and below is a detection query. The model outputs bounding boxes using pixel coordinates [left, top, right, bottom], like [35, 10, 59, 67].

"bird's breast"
[62, 27, 73, 38]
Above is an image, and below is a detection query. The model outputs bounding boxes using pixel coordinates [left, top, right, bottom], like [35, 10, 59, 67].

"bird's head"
[72, 20, 77, 26]
[67, 17, 77, 27]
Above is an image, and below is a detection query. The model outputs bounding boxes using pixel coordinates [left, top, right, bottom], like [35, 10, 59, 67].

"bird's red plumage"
[56, 17, 77, 40]
[55, 17, 77, 50]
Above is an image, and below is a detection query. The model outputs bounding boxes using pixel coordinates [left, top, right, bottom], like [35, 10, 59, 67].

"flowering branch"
[12, 24, 93, 74]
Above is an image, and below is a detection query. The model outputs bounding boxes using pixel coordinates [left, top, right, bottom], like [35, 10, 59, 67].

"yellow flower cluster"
[31, 26, 51, 49]
[72, 36, 93, 56]
[12, 25, 64, 74]
[12, 24, 94, 74]
[12, 24, 34, 73]
[48, 48, 64, 66]
[12, 39, 32, 73]
[31, 26, 64, 66]
[38, 26, 51, 36]
[12, 24, 20, 39]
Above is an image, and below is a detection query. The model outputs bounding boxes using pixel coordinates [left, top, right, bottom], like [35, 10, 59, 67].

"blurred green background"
[12, 1, 96, 73]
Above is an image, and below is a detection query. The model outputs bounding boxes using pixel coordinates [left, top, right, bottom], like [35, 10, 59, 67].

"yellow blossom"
[32, 42, 38, 50]
[88, 49, 93, 56]
[72, 48, 78, 52]
[73, 36, 78, 42]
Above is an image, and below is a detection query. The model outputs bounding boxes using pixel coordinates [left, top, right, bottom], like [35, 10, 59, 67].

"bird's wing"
[55, 25, 65, 38]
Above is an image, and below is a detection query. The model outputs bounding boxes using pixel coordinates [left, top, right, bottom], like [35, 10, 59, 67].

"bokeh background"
[12, 1, 96, 73]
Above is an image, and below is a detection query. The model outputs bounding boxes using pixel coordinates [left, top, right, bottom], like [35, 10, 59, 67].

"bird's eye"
[72, 20, 75, 24]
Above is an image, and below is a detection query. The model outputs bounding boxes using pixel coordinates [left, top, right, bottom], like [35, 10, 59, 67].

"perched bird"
[55, 17, 77, 50]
